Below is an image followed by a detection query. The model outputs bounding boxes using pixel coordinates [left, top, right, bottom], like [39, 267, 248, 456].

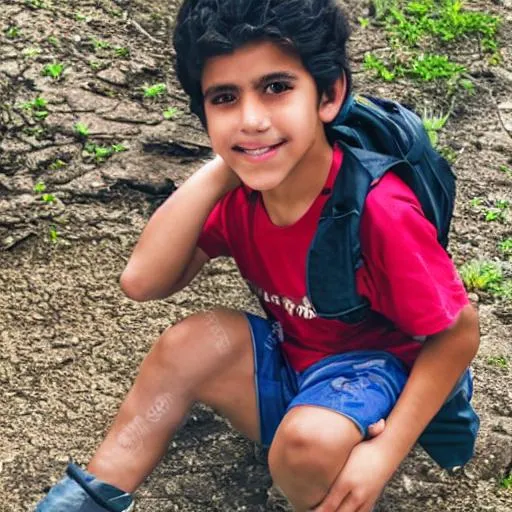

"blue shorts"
[246, 313, 480, 469]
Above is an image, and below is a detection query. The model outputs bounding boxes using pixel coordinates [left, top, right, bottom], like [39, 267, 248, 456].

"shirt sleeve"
[197, 196, 232, 259]
[358, 173, 469, 337]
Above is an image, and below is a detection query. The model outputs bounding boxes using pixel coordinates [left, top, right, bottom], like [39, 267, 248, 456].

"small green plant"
[91, 38, 110, 51]
[88, 60, 102, 71]
[25, 0, 45, 8]
[459, 78, 475, 95]
[47, 36, 59, 47]
[114, 46, 130, 58]
[33, 181, 46, 194]
[485, 200, 509, 223]
[73, 122, 90, 138]
[363, 54, 396, 81]
[23, 126, 45, 138]
[41, 193, 56, 204]
[372, 0, 393, 20]
[42, 62, 64, 80]
[143, 83, 167, 98]
[501, 472, 512, 489]
[487, 355, 509, 370]
[22, 47, 42, 59]
[439, 146, 457, 164]
[21, 96, 48, 111]
[469, 197, 483, 208]
[75, 12, 91, 22]
[422, 110, 449, 147]
[21, 96, 49, 120]
[6, 26, 21, 38]
[459, 260, 503, 292]
[48, 225, 59, 244]
[111, 144, 128, 153]
[407, 54, 465, 81]
[499, 238, 512, 259]
[163, 107, 180, 120]
[34, 110, 49, 120]
[358, 17, 370, 28]
[499, 165, 512, 179]
[49, 159, 67, 171]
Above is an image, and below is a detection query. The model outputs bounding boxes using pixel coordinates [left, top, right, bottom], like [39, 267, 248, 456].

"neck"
[261, 130, 334, 226]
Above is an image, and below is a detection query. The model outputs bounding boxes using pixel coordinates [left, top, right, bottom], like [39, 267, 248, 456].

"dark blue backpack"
[306, 94, 457, 324]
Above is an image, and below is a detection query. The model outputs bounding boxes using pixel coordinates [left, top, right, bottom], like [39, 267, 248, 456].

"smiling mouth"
[234, 141, 286, 156]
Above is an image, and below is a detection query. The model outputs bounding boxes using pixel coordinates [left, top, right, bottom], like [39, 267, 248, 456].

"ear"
[318, 74, 347, 124]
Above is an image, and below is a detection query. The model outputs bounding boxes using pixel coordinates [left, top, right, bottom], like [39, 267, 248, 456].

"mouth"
[233, 140, 286, 156]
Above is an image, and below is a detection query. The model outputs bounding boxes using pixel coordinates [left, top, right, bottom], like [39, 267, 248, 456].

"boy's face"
[201, 41, 343, 193]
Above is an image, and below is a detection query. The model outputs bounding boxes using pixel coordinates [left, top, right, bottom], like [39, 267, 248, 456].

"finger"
[312, 480, 351, 512]
[367, 419, 385, 437]
[335, 491, 361, 512]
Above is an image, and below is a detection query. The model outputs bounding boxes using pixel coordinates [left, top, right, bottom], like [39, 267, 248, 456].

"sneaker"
[35, 462, 134, 512]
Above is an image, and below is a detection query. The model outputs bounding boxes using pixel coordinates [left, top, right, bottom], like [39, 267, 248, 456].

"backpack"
[306, 94, 457, 324]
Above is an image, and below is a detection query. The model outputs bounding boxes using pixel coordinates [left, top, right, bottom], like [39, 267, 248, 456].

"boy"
[35, 1, 480, 511]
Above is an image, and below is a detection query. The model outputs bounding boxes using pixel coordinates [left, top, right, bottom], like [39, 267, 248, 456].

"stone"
[65, 89, 119, 113]
[97, 67, 128, 86]
[102, 102, 162, 124]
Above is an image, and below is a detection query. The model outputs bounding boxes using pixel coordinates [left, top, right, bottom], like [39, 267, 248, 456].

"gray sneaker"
[35, 463, 134, 512]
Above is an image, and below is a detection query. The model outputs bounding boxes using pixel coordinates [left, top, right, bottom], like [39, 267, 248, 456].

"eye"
[265, 81, 292, 95]
[211, 93, 236, 105]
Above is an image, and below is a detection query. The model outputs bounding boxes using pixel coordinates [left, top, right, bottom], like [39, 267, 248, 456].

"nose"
[240, 95, 271, 133]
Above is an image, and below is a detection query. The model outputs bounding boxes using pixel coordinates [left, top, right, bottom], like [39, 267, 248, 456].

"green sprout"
[47, 36, 59, 47]
[499, 239, 512, 259]
[84, 143, 127, 163]
[459, 260, 503, 293]
[499, 165, 512, 179]
[484, 200, 509, 223]
[163, 107, 180, 120]
[363, 54, 396, 81]
[487, 355, 509, 370]
[6, 26, 21, 38]
[143, 83, 167, 98]
[111, 144, 128, 153]
[422, 110, 449, 147]
[75, 12, 91, 22]
[469, 197, 484, 208]
[501, 472, 512, 489]
[33, 182, 46, 194]
[42, 62, 64, 80]
[49, 159, 67, 171]
[358, 17, 370, 28]
[48, 225, 59, 243]
[41, 193, 56, 204]
[114, 46, 130, 58]
[25, 0, 45, 8]
[34, 110, 49, 121]
[73, 122, 90, 138]
[91, 38, 111, 51]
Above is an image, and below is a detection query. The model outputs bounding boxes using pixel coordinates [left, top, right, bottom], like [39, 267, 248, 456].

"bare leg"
[87, 308, 259, 492]
[268, 406, 363, 511]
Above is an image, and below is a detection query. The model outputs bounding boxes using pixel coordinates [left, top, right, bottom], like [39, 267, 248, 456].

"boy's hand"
[312, 420, 393, 512]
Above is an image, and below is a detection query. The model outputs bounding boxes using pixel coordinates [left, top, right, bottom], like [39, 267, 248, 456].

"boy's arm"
[120, 156, 240, 301]
[313, 303, 480, 512]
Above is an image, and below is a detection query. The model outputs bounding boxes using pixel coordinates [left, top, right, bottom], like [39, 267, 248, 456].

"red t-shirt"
[198, 145, 469, 372]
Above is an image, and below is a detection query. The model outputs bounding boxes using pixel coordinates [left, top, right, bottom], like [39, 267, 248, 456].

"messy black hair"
[173, 0, 352, 125]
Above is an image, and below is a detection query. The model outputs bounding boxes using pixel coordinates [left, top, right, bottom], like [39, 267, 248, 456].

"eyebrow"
[203, 71, 298, 100]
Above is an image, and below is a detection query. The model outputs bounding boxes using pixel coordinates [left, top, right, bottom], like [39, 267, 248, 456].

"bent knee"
[268, 407, 362, 481]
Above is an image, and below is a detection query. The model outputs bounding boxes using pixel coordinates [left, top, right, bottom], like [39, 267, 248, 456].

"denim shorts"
[246, 313, 480, 469]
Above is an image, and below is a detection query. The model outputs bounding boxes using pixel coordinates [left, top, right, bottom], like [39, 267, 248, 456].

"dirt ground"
[0, 0, 511, 510]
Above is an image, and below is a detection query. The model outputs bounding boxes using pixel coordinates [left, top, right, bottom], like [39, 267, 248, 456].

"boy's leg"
[268, 406, 363, 512]
[84, 307, 259, 493]
[267, 351, 409, 512]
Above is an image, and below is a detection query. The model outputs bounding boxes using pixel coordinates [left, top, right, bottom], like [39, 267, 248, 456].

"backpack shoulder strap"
[307, 142, 407, 324]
